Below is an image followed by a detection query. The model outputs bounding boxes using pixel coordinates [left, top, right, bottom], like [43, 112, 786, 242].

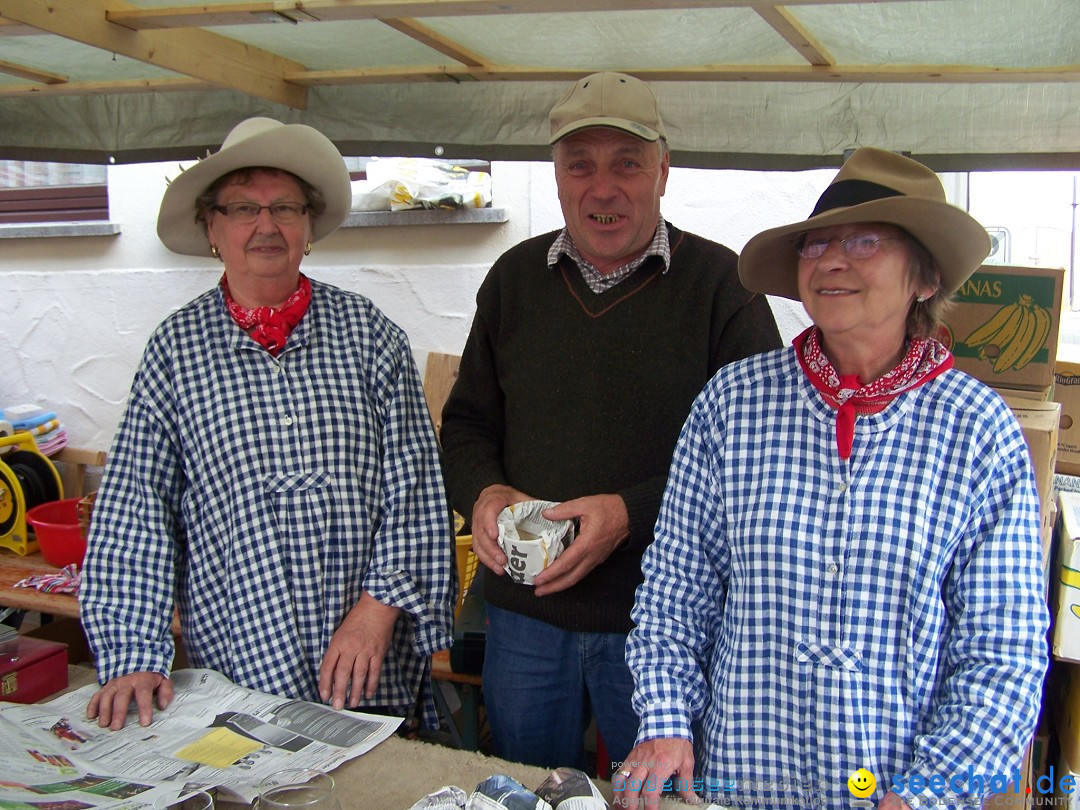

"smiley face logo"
[848, 768, 876, 798]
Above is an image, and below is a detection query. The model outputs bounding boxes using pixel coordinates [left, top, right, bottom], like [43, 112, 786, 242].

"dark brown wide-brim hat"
[738, 147, 991, 300]
[157, 117, 352, 256]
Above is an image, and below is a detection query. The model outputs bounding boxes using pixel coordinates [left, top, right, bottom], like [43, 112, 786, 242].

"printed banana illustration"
[962, 293, 1052, 372]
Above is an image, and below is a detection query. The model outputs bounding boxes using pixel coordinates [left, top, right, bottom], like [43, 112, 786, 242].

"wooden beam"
[287, 63, 1080, 86]
[2, 61, 1074, 99]
[0, 16, 38, 35]
[379, 18, 490, 67]
[0, 0, 309, 108]
[0, 58, 66, 84]
[106, 0, 948, 29]
[0, 76, 210, 98]
[754, 4, 833, 66]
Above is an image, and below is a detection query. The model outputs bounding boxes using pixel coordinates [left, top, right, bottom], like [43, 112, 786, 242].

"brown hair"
[194, 167, 326, 230]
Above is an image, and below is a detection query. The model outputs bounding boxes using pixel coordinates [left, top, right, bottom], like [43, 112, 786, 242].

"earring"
[916, 294, 926, 302]
[210, 244, 220, 260]
[304, 241, 312, 256]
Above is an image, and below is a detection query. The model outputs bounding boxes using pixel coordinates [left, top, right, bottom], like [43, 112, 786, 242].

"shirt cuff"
[363, 569, 453, 656]
[635, 699, 694, 746]
[94, 642, 174, 685]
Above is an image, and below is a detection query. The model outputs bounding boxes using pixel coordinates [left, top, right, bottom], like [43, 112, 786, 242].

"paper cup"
[497, 500, 575, 585]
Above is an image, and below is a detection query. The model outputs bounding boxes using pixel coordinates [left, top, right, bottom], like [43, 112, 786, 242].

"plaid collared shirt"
[547, 216, 670, 292]
[81, 279, 455, 725]
[628, 348, 1048, 807]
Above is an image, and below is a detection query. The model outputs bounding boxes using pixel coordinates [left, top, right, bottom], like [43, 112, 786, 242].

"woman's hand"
[86, 671, 174, 730]
[319, 591, 400, 709]
[877, 792, 913, 809]
[612, 738, 698, 808]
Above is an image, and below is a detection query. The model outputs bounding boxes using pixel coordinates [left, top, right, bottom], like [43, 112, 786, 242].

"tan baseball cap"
[548, 72, 668, 144]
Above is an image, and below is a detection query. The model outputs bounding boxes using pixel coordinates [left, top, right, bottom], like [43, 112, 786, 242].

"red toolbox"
[0, 634, 68, 704]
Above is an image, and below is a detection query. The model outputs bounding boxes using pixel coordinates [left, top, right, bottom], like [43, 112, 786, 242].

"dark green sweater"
[440, 223, 782, 633]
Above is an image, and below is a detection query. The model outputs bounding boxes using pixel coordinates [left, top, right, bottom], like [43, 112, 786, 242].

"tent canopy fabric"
[1, 0, 1079, 170]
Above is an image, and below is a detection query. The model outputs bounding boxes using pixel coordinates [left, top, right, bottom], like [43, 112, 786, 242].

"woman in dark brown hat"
[616, 148, 1048, 809]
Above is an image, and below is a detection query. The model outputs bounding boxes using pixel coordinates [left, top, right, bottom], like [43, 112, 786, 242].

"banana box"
[942, 264, 1064, 391]
[1055, 359, 1080, 476]
[1054, 491, 1080, 663]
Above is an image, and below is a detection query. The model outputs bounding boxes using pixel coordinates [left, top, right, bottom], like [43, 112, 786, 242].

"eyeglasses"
[796, 233, 902, 260]
[212, 201, 308, 224]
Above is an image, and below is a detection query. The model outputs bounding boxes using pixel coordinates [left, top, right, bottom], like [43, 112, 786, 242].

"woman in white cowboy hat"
[80, 118, 455, 731]
[616, 148, 1048, 809]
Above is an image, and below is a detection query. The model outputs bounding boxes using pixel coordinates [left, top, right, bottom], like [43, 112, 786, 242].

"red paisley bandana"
[794, 326, 953, 460]
[221, 273, 312, 356]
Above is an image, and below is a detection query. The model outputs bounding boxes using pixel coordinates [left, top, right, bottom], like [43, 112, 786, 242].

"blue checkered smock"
[81, 279, 455, 724]
[628, 347, 1048, 807]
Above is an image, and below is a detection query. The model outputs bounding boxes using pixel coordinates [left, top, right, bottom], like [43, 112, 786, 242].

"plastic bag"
[352, 158, 492, 212]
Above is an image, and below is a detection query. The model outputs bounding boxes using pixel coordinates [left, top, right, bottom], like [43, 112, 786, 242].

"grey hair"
[551, 136, 669, 162]
[903, 230, 951, 341]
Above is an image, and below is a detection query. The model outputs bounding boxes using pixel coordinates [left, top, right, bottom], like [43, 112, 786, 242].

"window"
[0, 161, 109, 225]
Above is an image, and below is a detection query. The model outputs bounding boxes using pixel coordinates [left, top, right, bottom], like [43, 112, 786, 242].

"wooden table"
[0, 547, 77, 621]
[49, 665, 629, 810]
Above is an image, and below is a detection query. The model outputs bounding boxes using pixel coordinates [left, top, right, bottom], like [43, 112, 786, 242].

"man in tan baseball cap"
[440, 72, 781, 771]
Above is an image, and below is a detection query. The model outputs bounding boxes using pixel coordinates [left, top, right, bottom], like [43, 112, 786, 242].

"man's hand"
[319, 591, 401, 710]
[612, 737, 698, 808]
[86, 671, 174, 730]
[470, 484, 534, 575]
[878, 793, 913, 809]
[531, 494, 629, 596]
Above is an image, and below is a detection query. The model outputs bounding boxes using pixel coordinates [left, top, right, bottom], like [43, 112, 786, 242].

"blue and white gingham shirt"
[628, 347, 1048, 807]
[81, 279, 455, 722]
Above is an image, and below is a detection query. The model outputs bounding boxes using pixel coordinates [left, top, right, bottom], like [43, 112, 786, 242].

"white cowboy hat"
[738, 147, 991, 299]
[156, 117, 352, 256]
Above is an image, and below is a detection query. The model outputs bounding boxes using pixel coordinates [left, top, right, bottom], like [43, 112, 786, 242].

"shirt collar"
[546, 216, 670, 276]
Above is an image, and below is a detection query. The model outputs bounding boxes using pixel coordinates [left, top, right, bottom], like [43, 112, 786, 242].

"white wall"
[1, 160, 818, 451]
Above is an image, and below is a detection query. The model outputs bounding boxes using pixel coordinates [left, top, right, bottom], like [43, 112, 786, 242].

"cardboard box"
[994, 383, 1055, 402]
[0, 634, 68, 703]
[1057, 359, 1080, 476]
[1003, 397, 1060, 553]
[945, 264, 1064, 390]
[1054, 492, 1080, 662]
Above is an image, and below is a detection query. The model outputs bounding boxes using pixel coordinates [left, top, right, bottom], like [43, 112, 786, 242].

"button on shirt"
[627, 347, 1048, 807]
[81, 279, 455, 722]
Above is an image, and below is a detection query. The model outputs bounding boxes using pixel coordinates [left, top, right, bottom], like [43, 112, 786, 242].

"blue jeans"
[482, 603, 639, 771]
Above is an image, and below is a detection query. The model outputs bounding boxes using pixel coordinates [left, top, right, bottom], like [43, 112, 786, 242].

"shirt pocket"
[261, 470, 333, 583]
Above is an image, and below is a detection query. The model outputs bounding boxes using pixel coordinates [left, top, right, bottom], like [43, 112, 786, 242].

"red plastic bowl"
[26, 498, 87, 568]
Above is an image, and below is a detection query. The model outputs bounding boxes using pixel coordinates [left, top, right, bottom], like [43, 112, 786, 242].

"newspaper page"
[0, 669, 402, 803]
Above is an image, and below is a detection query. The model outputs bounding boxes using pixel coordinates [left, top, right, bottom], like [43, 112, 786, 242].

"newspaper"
[496, 501, 575, 586]
[0, 668, 402, 805]
[408, 768, 607, 810]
